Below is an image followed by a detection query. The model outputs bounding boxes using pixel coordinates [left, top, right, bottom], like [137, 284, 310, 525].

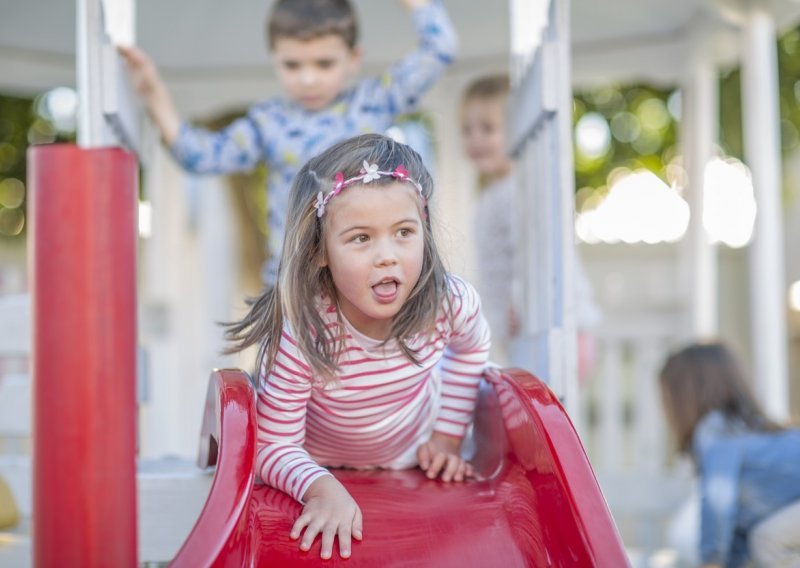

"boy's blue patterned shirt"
[169, 2, 457, 285]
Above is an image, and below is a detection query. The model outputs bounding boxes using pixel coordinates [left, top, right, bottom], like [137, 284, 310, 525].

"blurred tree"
[0, 92, 75, 241]
[574, 25, 800, 210]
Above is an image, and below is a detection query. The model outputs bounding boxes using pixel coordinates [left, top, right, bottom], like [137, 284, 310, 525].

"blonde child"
[121, 0, 457, 285]
[460, 74, 601, 372]
[659, 341, 800, 568]
[226, 133, 491, 559]
[460, 75, 516, 362]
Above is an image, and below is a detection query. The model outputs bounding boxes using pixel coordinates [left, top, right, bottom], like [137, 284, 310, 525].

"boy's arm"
[364, 0, 458, 116]
[120, 45, 266, 174]
[118, 46, 181, 144]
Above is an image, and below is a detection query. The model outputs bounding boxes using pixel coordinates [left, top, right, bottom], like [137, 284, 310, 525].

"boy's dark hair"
[267, 0, 358, 49]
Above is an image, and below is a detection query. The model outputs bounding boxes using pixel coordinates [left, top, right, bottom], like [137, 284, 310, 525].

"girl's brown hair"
[658, 341, 781, 454]
[226, 133, 450, 383]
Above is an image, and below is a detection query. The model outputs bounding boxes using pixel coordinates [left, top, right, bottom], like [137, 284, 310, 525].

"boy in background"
[121, 0, 457, 285]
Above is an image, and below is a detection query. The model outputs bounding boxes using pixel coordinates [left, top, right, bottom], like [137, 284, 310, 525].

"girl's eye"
[283, 61, 300, 71]
[398, 228, 414, 238]
[316, 59, 335, 70]
[351, 234, 369, 243]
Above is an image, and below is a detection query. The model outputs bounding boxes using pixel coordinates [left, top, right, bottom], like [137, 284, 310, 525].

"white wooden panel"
[599, 339, 624, 471]
[0, 295, 30, 358]
[0, 375, 30, 437]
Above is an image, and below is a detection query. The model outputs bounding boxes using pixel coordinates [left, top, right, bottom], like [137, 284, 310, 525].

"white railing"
[580, 323, 692, 555]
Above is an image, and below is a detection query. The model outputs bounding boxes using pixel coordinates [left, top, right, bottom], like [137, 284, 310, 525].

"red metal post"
[28, 144, 138, 567]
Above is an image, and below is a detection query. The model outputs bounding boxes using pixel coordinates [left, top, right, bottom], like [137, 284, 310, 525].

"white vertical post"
[682, 36, 719, 337]
[77, 0, 110, 147]
[507, 0, 578, 421]
[741, 3, 789, 419]
[76, 0, 137, 148]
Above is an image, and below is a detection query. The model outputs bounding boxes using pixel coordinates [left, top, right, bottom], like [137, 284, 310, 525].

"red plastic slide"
[171, 368, 629, 567]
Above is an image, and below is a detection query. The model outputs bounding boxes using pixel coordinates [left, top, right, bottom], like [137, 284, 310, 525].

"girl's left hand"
[416, 432, 474, 482]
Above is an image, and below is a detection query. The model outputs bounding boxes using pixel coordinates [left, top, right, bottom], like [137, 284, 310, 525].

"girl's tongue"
[373, 280, 398, 298]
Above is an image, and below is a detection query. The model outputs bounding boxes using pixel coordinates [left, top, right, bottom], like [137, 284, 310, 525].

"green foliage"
[0, 92, 75, 240]
[574, 25, 800, 208]
[572, 85, 678, 207]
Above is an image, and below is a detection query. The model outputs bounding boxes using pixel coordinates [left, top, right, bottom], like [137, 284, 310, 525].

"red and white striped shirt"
[255, 275, 491, 503]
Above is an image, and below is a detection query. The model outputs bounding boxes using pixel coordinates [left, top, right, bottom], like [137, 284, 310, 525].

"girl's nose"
[374, 241, 398, 266]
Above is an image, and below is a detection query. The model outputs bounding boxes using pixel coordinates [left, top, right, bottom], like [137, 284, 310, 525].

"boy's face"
[461, 96, 513, 181]
[272, 34, 362, 112]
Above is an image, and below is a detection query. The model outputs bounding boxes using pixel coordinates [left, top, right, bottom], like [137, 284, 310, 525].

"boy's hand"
[399, 0, 430, 10]
[117, 45, 180, 144]
[117, 45, 162, 99]
[293, 475, 363, 559]
[417, 431, 474, 482]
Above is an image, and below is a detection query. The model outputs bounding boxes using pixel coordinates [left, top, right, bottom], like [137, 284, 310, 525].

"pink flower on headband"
[332, 172, 345, 194]
[393, 165, 409, 180]
[314, 162, 427, 219]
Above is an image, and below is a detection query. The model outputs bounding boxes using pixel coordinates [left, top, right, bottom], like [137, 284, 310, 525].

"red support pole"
[28, 144, 138, 567]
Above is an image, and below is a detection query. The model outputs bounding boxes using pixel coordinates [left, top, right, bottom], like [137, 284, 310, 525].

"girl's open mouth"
[372, 279, 399, 303]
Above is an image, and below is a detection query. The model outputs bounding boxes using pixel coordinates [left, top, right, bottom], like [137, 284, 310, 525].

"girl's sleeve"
[361, 1, 458, 117]
[434, 275, 491, 438]
[696, 440, 744, 566]
[168, 105, 271, 175]
[255, 326, 332, 503]
[691, 413, 744, 565]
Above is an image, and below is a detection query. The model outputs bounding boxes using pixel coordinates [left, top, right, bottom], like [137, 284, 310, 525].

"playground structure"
[171, 368, 628, 566]
[3, 0, 800, 564]
[0, 0, 633, 563]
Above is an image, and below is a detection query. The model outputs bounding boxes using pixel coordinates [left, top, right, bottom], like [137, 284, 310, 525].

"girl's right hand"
[293, 475, 363, 559]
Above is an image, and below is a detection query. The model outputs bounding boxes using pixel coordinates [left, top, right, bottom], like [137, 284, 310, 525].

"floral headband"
[314, 161, 427, 218]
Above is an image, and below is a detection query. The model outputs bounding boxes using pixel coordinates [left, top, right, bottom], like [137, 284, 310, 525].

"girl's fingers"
[441, 454, 460, 482]
[426, 453, 447, 479]
[337, 524, 353, 558]
[353, 507, 364, 541]
[417, 444, 431, 470]
[290, 512, 311, 540]
[453, 459, 466, 482]
[319, 524, 336, 559]
[465, 462, 475, 478]
[299, 520, 323, 551]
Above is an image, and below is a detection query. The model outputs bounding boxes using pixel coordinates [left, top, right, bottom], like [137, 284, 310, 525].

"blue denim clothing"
[169, 1, 457, 285]
[693, 411, 800, 567]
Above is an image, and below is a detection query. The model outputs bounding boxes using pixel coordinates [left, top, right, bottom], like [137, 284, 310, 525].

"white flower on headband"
[314, 191, 326, 217]
[361, 161, 380, 183]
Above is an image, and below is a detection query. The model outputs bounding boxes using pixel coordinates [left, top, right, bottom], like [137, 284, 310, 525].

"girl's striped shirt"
[255, 274, 491, 503]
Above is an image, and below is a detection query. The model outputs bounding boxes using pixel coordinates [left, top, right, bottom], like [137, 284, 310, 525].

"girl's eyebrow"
[337, 218, 419, 237]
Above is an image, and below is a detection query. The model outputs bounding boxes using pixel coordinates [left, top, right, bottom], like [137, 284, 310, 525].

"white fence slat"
[0, 294, 30, 358]
[599, 339, 624, 471]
